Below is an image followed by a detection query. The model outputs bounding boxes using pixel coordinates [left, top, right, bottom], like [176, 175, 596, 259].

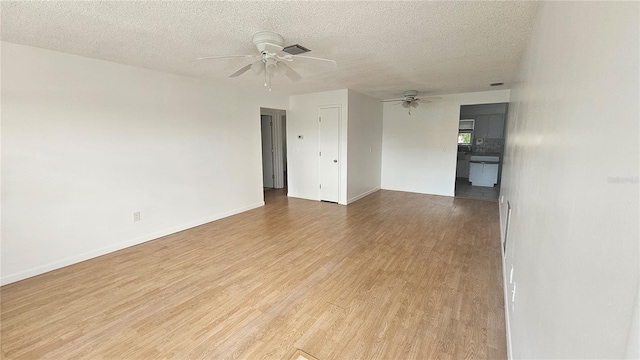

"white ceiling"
[0, 1, 539, 99]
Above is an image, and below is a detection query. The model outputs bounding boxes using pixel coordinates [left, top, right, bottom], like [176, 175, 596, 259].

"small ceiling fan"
[198, 31, 337, 91]
[381, 90, 442, 115]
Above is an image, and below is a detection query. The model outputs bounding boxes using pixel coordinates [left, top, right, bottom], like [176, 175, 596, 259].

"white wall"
[346, 90, 383, 203]
[287, 90, 348, 204]
[499, 2, 639, 358]
[381, 90, 510, 196]
[0, 42, 289, 285]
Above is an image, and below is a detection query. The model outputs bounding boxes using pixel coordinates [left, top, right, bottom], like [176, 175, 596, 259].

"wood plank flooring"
[1, 189, 506, 359]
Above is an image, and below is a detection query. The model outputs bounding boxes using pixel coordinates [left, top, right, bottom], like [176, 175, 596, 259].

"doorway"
[261, 114, 275, 188]
[260, 108, 287, 193]
[454, 103, 508, 201]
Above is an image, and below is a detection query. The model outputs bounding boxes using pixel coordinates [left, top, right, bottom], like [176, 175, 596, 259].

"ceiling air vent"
[283, 44, 310, 55]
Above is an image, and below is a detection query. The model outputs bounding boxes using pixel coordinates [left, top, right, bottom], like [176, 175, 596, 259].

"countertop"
[457, 152, 503, 160]
[467, 152, 502, 157]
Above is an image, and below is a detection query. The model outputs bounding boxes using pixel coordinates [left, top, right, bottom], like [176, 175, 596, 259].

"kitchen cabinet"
[469, 155, 500, 187]
[473, 114, 505, 139]
[487, 114, 505, 138]
[474, 115, 489, 138]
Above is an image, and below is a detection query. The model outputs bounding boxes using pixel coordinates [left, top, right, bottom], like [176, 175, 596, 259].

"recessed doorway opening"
[455, 103, 508, 201]
[260, 108, 287, 197]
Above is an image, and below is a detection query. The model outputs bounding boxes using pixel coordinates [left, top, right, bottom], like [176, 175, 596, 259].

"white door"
[319, 107, 340, 202]
[261, 115, 274, 188]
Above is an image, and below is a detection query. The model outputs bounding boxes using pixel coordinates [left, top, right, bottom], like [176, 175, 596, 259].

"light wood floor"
[1, 190, 506, 359]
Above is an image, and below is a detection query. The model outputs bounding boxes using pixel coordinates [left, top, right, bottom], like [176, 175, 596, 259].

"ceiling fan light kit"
[198, 31, 337, 91]
[265, 58, 278, 74]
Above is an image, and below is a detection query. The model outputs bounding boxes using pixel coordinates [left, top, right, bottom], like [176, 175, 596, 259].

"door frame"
[317, 105, 342, 203]
[260, 113, 275, 188]
[260, 108, 287, 189]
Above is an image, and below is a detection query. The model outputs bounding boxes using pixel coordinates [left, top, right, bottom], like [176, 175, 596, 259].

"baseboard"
[380, 187, 454, 198]
[0, 201, 265, 286]
[347, 188, 380, 204]
[499, 200, 514, 359]
[286, 193, 319, 202]
[380, 186, 454, 198]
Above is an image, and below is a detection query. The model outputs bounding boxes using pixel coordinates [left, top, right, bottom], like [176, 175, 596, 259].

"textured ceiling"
[0, 1, 539, 99]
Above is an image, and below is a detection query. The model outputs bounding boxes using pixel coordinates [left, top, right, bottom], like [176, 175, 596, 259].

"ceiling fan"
[381, 90, 442, 115]
[197, 31, 337, 91]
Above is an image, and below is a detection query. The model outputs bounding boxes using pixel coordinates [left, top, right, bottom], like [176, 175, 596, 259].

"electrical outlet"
[133, 211, 141, 222]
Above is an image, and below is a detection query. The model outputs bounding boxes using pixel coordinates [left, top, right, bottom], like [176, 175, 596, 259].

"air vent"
[490, 82, 504, 87]
[283, 44, 310, 55]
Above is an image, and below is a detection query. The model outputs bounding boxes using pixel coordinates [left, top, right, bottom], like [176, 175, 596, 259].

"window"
[458, 132, 472, 145]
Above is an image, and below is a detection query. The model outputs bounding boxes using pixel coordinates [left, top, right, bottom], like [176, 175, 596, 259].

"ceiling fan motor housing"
[252, 31, 284, 53]
[403, 90, 419, 98]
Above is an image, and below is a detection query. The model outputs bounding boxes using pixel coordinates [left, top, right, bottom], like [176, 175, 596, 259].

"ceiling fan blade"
[381, 98, 406, 102]
[197, 54, 257, 60]
[281, 63, 302, 82]
[251, 60, 264, 75]
[291, 55, 337, 68]
[263, 42, 284, 53]
[229, 64, 253, 78]
[275, 61, 288, 75]
[416, 96, 442, 103]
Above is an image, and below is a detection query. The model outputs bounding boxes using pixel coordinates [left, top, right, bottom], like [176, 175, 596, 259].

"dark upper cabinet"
[474, 115, 489, 138]
[488, 114, 505, 138]
[474, 114, 504, 139]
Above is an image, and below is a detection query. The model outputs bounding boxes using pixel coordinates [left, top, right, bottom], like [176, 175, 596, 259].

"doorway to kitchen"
[455, 103, 508, 201]
[260, 108, 287, 196]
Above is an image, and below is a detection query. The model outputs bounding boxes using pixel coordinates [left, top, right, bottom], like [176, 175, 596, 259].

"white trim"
[499, 199, 514, 360]
[286, 193, 319, 202]
[0, 202, 265, 286]
[260, 108, 287, 189]
[380, 186, 453, 198]
[273, 112, 285, 188]
[347, 188, 381, 204]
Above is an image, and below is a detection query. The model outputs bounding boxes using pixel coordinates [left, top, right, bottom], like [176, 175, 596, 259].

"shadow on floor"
[455, 178, 499, 201]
